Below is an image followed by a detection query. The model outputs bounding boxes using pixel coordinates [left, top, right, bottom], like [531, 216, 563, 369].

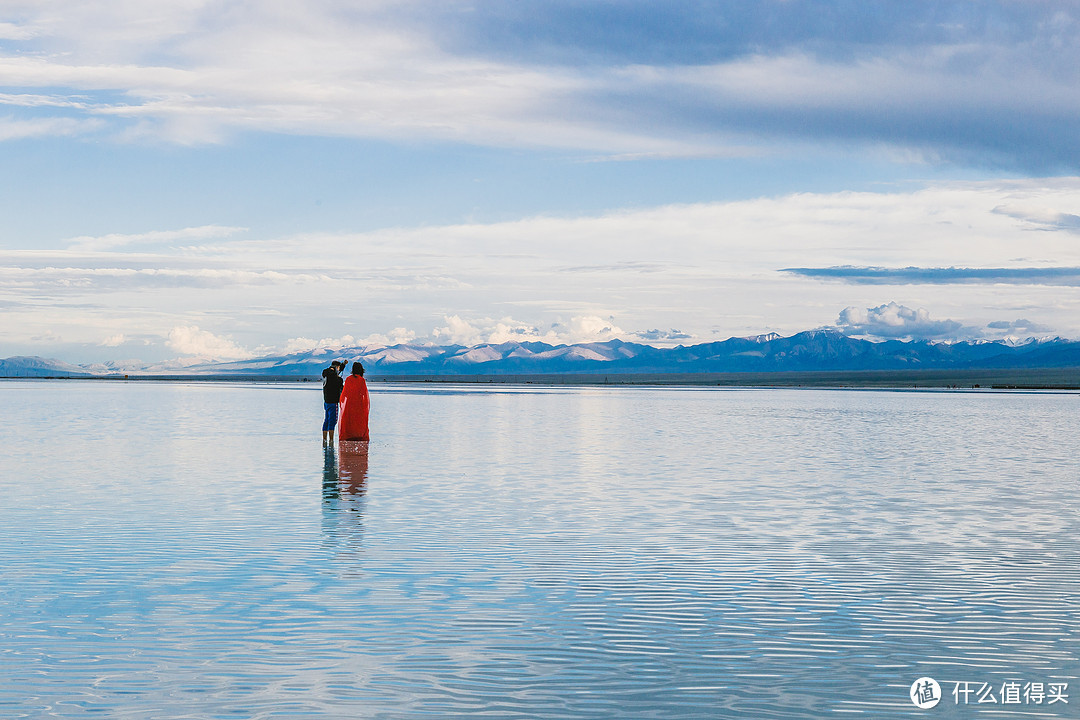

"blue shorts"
[322, 402, 339, 431]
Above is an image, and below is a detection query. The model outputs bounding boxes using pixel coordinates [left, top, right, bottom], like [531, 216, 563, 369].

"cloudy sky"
[3, 1, 1080, 362]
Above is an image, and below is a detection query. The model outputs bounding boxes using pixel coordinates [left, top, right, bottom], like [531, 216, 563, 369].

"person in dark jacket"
[321, 360, 345, 444]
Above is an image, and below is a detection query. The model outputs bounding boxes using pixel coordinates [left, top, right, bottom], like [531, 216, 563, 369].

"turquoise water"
[0, 380, 1077, 719]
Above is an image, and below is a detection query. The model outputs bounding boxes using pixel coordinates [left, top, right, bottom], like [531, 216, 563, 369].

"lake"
[1, 380, 1077, 719]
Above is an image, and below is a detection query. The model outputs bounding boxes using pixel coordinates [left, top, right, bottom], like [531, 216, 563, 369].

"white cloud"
[835, 303, 964, 340]
[281, 334, 357, 354]
[0, 92, 91, 109]
[6, 178, 1080, 358]
[991, 204, 1080, 233]
[432, 314, 628, 346]
[0, 265, 319, 291]
[0, 3, 639, 150]
[65, 225, 248, 251]
[557, 316, 627, 344]
[432, 315, 483, 346]
[0, 117, 99, 141]
[356, 328, 417, 348]
[99, 333, 125, 347]
[166, 325, 252, 360]
[279, 328, 416, 354]
[3, 1, 1076, 164]
[0, 21, 36, 41]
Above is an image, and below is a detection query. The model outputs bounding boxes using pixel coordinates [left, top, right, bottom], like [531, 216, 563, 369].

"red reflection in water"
[337, 440, 369, 494]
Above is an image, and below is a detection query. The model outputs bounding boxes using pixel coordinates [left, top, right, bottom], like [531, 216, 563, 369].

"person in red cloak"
[338, 361, 370, 441]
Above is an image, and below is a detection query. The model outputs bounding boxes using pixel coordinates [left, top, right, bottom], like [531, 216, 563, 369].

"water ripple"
[0, 383, 1077, 718]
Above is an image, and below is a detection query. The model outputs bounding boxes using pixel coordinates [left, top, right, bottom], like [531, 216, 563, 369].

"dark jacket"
[321, 367, 344, 403]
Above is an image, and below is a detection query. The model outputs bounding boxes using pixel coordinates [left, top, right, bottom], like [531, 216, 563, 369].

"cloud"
[8, 178, 1080, 357]
[429, 2, 1077, 69]
[0, 21, 36, 41]
[783, 266, 1080, 285]
[65, 225, 248, 252]
[986, 318, 1055, 335]
[0, 92, 92, 109]
[0, 266, 321, 291]
[432, 314, 628, 346]
[355, 328, 417, 348]
[431, 315, 486, 346]
[0, 117, 99, 140]
[0, 4, 634, 150]
[557, 316, 628, 343]
[99, 333, 125, 347]
[280, 335, 357, 355]
[835, 303, 965, 340]
[634, 328, 693, 342]
[280, 328, 419, 354]
[991, 204, 1080, 233]
[166, 325, 252, 360]
[0, 2, 1079, 167]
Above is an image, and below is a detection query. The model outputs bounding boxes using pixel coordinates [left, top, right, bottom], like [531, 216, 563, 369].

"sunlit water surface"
[1, 381, 1077, 719]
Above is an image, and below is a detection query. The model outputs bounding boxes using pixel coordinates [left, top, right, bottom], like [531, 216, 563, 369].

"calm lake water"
[1, 380, 1077, 719]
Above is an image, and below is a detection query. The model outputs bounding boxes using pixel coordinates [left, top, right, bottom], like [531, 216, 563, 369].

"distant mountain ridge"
[203, 331, 1080, 376]
[0, 356, 93, 377]
[4, 331, 1080, 378]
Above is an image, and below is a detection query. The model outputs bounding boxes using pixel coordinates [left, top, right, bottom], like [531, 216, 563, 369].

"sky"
[2, 0, 1080, 363]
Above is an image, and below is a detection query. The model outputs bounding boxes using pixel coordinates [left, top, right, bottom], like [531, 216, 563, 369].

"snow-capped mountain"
[3, 333, 1078, 378]
[0, 356, 94, 377]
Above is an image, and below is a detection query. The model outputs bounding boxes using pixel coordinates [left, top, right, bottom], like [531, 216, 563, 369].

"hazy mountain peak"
[0, 356, 92, 377]
[5, 330, 1080, 378]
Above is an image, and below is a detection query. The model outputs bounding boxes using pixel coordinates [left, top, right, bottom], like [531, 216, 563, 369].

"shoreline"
[4, 366, 1080, 390]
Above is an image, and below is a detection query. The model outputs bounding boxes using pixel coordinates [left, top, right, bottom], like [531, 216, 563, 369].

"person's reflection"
[321, 441, 368, 560]
[337, 440, 369, 495]
[322, 443, 342, 503]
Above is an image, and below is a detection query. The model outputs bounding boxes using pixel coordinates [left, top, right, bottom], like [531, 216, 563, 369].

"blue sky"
[2, 1, 1080, 362]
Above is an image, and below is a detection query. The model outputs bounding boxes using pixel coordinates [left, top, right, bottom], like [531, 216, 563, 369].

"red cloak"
[338, 375, 370, 441]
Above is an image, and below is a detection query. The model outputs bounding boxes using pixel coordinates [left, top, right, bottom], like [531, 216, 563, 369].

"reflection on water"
[0, 381, 1077, 720]
[322, 441, 368, 556]
[322, 442, 341, 500]
[321, 441, 370, 500]
[337, 439, 369, 494]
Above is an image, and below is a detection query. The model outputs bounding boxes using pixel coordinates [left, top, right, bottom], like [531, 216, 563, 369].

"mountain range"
[4, 331, 1080, 378]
